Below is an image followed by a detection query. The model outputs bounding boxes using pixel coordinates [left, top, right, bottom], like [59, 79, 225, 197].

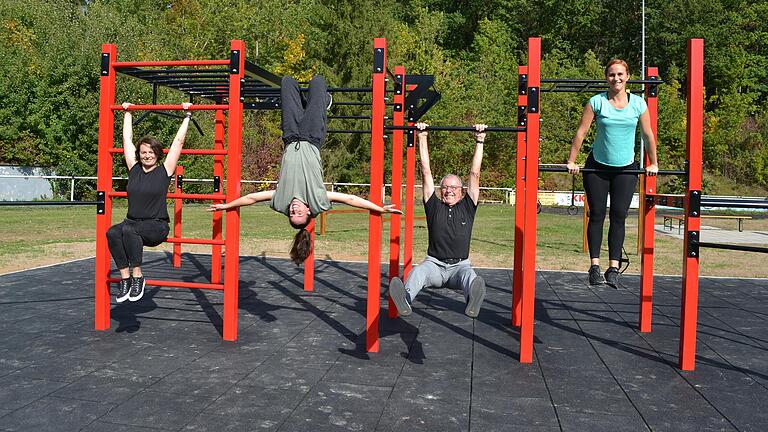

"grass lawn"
[0, 203, 766, 278]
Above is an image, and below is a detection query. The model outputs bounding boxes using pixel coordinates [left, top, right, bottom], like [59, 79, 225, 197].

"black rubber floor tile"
[148, 362, 247, 397]
[181, 413, 280, 432]
[239, 364, 329, 392]
[0, 375, 68, 410]
[558, 412, 649, 432]
[319, 361, 402, 387]
[390, 374, 470, 404]
[7, 356, 104, 383]
[0, 358, 30, 378]
[80, 421, 163, 432]
[64, 338, 151, 362]
[277, 407, 379, 432]
[0, 396, 114, 432]
[376, 398, 469, 432]
[99, 348, 190, 378]
[100, 390, 215, 430]
[51, 369, 159, 404]
[202, 385, 306, 420]
[471, 398, 560, 429]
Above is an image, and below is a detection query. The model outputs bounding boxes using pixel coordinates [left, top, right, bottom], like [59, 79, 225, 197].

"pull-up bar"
[110, 104, 228, 111]
[385, 125, 524, 133]
[538, 165, 687, 176]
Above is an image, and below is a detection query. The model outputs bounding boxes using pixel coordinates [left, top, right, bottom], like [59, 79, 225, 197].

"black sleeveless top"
[126, 164, 171, 222]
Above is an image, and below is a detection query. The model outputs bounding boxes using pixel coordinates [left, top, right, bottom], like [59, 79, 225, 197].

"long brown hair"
[289, 227, 312, 265]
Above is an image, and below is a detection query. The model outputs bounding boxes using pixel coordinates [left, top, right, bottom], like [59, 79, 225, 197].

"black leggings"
[281, 75, 328, 149]
[107, 218, 169, 269]
[583, 154, 639, 261]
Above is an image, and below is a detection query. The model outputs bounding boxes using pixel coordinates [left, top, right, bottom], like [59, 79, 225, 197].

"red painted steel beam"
[107, 278, 224, 290]
[173, 165, 184, 267]
[639, 67, 659, 332]
[512, 65, 528, 327]
[111, 104, 228, 111]
[223, 40, 245, 341]
[95, 43, 117, 331]
[113, 60, 230, 67]
[403, 83, 417, 281]
[679, 39, 704, 371]
[165, 237, 226, 245]
[520, 37, 541, 364]
[367, 38, 387, 352]
[108, 192, 226, 200]
[304, 219, 315, 291]
[211, 110, 226, 284]
[388, 65, 406, 319]
[110, 148, 228, 155]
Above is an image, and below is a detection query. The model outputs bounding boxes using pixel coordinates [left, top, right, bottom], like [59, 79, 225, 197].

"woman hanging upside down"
[209, 76, 401, 264]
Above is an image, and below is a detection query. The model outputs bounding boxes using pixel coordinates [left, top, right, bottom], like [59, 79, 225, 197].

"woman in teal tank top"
[566, 60, 659, 288]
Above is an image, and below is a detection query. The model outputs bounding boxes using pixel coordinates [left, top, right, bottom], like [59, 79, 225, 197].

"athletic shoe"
[128, 275, 146, 302]
[588, 264, 605, 285]
[116, 278, 131, 303]
[604, 267, 620, 289]
[465, 277, 486, 318]
[388, 277, 412, 317]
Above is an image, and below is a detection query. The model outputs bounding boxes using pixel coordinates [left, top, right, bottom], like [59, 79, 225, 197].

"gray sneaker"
[465, 277, 486, 318]
[128, 275, 145, 302]
[588, 264, 605, 285]
[388, 277, 412, 316]
[116, 278, 131, 303]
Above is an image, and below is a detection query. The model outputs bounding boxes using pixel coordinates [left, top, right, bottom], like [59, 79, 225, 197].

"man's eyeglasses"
[440, 185, 462, 190]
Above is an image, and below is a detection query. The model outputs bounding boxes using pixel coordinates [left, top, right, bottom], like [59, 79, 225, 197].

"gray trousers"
[404, 256, 478, 302]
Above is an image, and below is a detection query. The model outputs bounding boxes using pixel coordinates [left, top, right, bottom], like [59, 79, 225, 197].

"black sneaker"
[588, 265, 605, 285]
[604, 267, 620, 289]
[465, 277, 486, 318]
[116, 278, 131, 303]
[388, 277, 412, 317]
[128, 275, 146, 302]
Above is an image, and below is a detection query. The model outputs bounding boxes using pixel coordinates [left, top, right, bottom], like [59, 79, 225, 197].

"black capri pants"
[106, 218, 169, 269]
[583, 153, 639, 262]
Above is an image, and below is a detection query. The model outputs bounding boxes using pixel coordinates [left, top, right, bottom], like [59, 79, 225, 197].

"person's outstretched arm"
[121, 102, 137, 170]
[467, 124, 487, 205]
[639, 111, 659, 176]
[208, 190, 275, 211]
[415, 122, 434, 202]
[163, 102, 193, 175]
[326, 192, 402, 214]
[566, 103, 595, 174]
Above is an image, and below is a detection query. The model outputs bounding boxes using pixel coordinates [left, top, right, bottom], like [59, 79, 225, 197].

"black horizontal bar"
[327, 129, 372, 134]
[385, 125, 523, 133]
[329, 115, 371, 120]
[333, 101, 371, 106]
[541, 79, 663, 85]
[699, 201, 768, 209]
[0, 201, 102, 206]
[118, 68, 229, 74]
[538, 166, 687, 176]
[697, 242, 768, 254]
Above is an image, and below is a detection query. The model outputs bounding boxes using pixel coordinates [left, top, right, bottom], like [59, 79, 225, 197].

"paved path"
[0, 253, 766, 431]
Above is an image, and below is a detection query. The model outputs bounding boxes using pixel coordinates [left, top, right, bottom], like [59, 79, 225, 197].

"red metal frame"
[95, 44, 117, 331]
[388, 65, 406, 318]
[304, 219, 315, 292]
[512, 66, 528, 327]
[211, 110, 225, 284]
[173, 166, 184, 267]
[519, 37, 541, 364]
[403, 85, 417, 280]
[679, 39, 704, 370]
[639, 67, 659, 332]
[366, 38, 387, 352]
[223, 40, 245, 341]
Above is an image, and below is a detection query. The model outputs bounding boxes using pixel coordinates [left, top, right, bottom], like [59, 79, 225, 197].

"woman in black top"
[107, 102, 192, 302]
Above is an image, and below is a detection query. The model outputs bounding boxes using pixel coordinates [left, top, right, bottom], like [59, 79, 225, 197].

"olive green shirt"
[270, 141, 332, 217]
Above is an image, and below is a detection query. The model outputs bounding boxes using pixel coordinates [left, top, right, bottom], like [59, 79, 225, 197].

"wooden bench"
[661, 214, 752, 234]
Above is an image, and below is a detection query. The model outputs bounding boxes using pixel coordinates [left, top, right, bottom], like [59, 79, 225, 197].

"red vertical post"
[173, 165, 184, 267]
[223, 40, 245, 341]
[211, 110, 225, 284]
[519, 37, 541, 364]
[403, 84, 417, 280]
[512, 66, 528, 327]
[304, 219, 315, 291]
[95, 43, 117, 331]
[367, 38, 387, 352]
[679, 39, 704, 371]
[639, 67, 659, 332]
[388, 66, 406, 318]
